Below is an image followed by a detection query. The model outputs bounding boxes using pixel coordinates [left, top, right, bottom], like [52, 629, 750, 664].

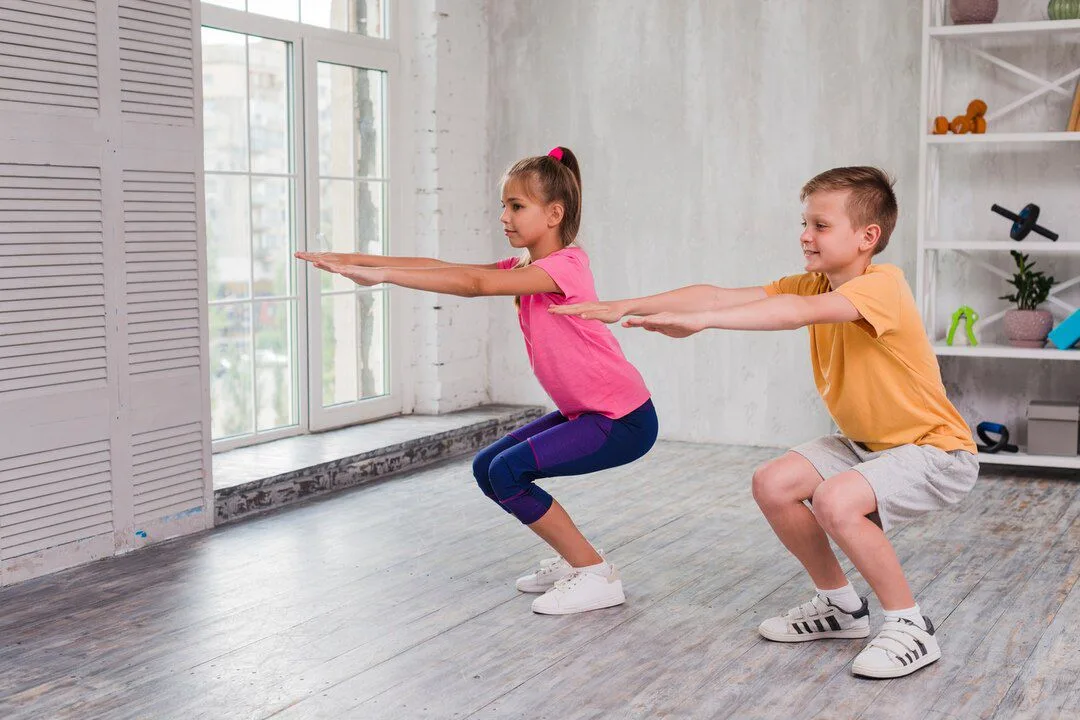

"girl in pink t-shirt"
[297, 147, 657, 616]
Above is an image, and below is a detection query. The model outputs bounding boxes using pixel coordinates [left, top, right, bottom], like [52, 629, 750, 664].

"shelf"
[977, 450, 1080, 470]
[933, 342, 1080, 359]
[925, 241, 1079, 253]
[929, 18, 1080, 40]
[925, 132, 1080, 144]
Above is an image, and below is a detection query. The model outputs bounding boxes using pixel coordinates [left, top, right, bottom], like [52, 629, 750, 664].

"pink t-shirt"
[497, 247, 651, 420]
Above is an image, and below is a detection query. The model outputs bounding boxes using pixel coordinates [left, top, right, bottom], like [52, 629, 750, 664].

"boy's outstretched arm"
[549, 285, 768, 324]
[307, 259, 558, 297]
[624, 293, 862, 338]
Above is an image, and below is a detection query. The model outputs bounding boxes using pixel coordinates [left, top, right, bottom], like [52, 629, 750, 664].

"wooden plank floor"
[1, 441, 1078, 719]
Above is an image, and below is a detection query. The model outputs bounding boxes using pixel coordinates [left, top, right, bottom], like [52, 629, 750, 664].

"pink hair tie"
[547, 147, 564, 161]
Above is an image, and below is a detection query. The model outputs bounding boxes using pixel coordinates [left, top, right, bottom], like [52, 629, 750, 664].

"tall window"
[315, 64, 388, 409]
[201, 2, 399, 449]
[202, 28, 297, 442]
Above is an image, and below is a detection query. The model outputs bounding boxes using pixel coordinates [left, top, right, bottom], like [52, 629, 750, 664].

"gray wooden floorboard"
[0, 442, 1078, 719]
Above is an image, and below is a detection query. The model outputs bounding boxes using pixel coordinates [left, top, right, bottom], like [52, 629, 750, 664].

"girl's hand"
[548, 301, 626, 323]
[622, 312, 704, 338]
[294, 251, 359, 265]
[310, 260, 387, 287]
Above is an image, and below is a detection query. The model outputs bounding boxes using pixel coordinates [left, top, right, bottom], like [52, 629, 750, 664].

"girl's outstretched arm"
[295, 250, 498, 270]
[310, 259, 559, 297]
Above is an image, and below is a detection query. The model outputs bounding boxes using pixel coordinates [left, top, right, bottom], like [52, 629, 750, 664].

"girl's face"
[500, 177, 561, 249]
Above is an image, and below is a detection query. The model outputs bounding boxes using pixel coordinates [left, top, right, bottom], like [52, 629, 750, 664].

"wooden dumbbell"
[931, 99, 988, 135]
[967, 99, 987, 134]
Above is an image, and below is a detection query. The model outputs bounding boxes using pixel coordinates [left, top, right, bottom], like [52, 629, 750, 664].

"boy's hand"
[309, 260, 387, 287]
[549, 301, 626, 323]
[622, 312, 705, 338]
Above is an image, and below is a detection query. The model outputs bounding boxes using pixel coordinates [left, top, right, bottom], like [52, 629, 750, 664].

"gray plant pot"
[1003, 309, 1053, 348]
[950, 0, 999, 24]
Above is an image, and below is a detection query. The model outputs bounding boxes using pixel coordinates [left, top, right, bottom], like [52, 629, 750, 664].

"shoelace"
[552, 571, 586, 592]
[535, 556, 568, 578]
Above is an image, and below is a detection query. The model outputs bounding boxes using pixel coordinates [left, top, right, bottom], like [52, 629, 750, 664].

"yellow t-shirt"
[764, 263, 976, 454]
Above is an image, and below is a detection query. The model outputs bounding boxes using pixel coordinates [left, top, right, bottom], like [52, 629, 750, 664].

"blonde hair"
[801, 166, 898, 255]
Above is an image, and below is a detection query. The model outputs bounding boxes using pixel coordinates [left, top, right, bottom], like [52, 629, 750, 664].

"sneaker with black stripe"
[851, 616, 941, 678]
[758, 593, 871, 642]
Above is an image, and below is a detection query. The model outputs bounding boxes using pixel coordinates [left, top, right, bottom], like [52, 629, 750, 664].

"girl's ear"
[547, 203, 565, 228]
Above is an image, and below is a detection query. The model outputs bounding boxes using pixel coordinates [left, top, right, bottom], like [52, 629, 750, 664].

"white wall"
[486, 1, 923, 447]
[408, 0, 497, 414]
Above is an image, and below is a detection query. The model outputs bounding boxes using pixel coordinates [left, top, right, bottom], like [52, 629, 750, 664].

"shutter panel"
[124, 169, 201, 376]
[0, 162, 107, 397]
[0, 0, 98, 114]
[0, 440, 113, 561]
[118, 0, 194, 124]
[132, 422, 205, 524]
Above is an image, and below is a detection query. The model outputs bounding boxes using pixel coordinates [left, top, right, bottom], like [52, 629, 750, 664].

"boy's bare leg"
[811, 471, 915, 610]
[752, 452, 849, 590]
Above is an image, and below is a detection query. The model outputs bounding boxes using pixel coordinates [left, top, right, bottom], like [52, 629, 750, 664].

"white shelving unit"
[916, 0, 1080, 470]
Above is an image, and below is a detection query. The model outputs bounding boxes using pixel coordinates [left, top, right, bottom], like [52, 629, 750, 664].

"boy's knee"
[811, 483, 858, 533]
[752, 461, 795, 507]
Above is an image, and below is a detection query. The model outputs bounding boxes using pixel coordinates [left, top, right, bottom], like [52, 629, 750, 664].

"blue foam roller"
[1048, 309, 1080, 350]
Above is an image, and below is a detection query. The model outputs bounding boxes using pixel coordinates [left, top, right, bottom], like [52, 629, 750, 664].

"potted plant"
[1000, 250, 1055, 348]
[950, 0, 998, 24]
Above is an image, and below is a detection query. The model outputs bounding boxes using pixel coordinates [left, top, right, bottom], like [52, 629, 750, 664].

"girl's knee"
[486, 453, 517, 497]
[472, 451, 493, 484]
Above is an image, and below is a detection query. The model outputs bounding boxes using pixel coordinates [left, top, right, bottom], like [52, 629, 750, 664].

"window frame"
[200, 2, 409, 452]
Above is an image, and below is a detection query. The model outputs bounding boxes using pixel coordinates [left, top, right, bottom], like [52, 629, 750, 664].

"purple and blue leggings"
[472, 399, 658, 525]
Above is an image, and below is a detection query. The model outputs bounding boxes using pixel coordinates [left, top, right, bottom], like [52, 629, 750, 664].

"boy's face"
[800, 190, 877, 274]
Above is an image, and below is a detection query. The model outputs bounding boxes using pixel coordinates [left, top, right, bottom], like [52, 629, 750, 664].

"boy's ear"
[861, 224, 882, 252]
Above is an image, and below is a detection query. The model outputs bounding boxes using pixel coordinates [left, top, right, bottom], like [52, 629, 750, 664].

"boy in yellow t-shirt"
[552, 166, 978, 679]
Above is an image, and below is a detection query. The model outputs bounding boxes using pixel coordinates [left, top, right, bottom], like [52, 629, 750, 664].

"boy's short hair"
[801, 167, 898, 255]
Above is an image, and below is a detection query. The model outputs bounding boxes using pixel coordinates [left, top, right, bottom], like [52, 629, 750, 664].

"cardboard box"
[1028, 401, 1080, 457]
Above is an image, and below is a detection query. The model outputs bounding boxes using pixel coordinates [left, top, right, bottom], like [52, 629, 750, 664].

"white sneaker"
[515, 550, 604, 593]
[531, 568, 625, 615]
[851, 616, 941, 678]
[758, 594, 871, 642]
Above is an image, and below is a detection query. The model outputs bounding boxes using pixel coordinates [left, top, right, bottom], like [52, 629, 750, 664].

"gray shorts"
[791, 434, 980, 532]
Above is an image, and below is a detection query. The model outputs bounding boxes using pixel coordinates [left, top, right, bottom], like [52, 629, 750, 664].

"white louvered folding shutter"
[124, 169, 201, 376]
[123, 159, 209, 534]
[0, 154, 115, 577]
[0, 0, 99, 115]
[0, 163, 107, 395]
[119, 0, 195, 124]
[0, 0, 211, 586]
